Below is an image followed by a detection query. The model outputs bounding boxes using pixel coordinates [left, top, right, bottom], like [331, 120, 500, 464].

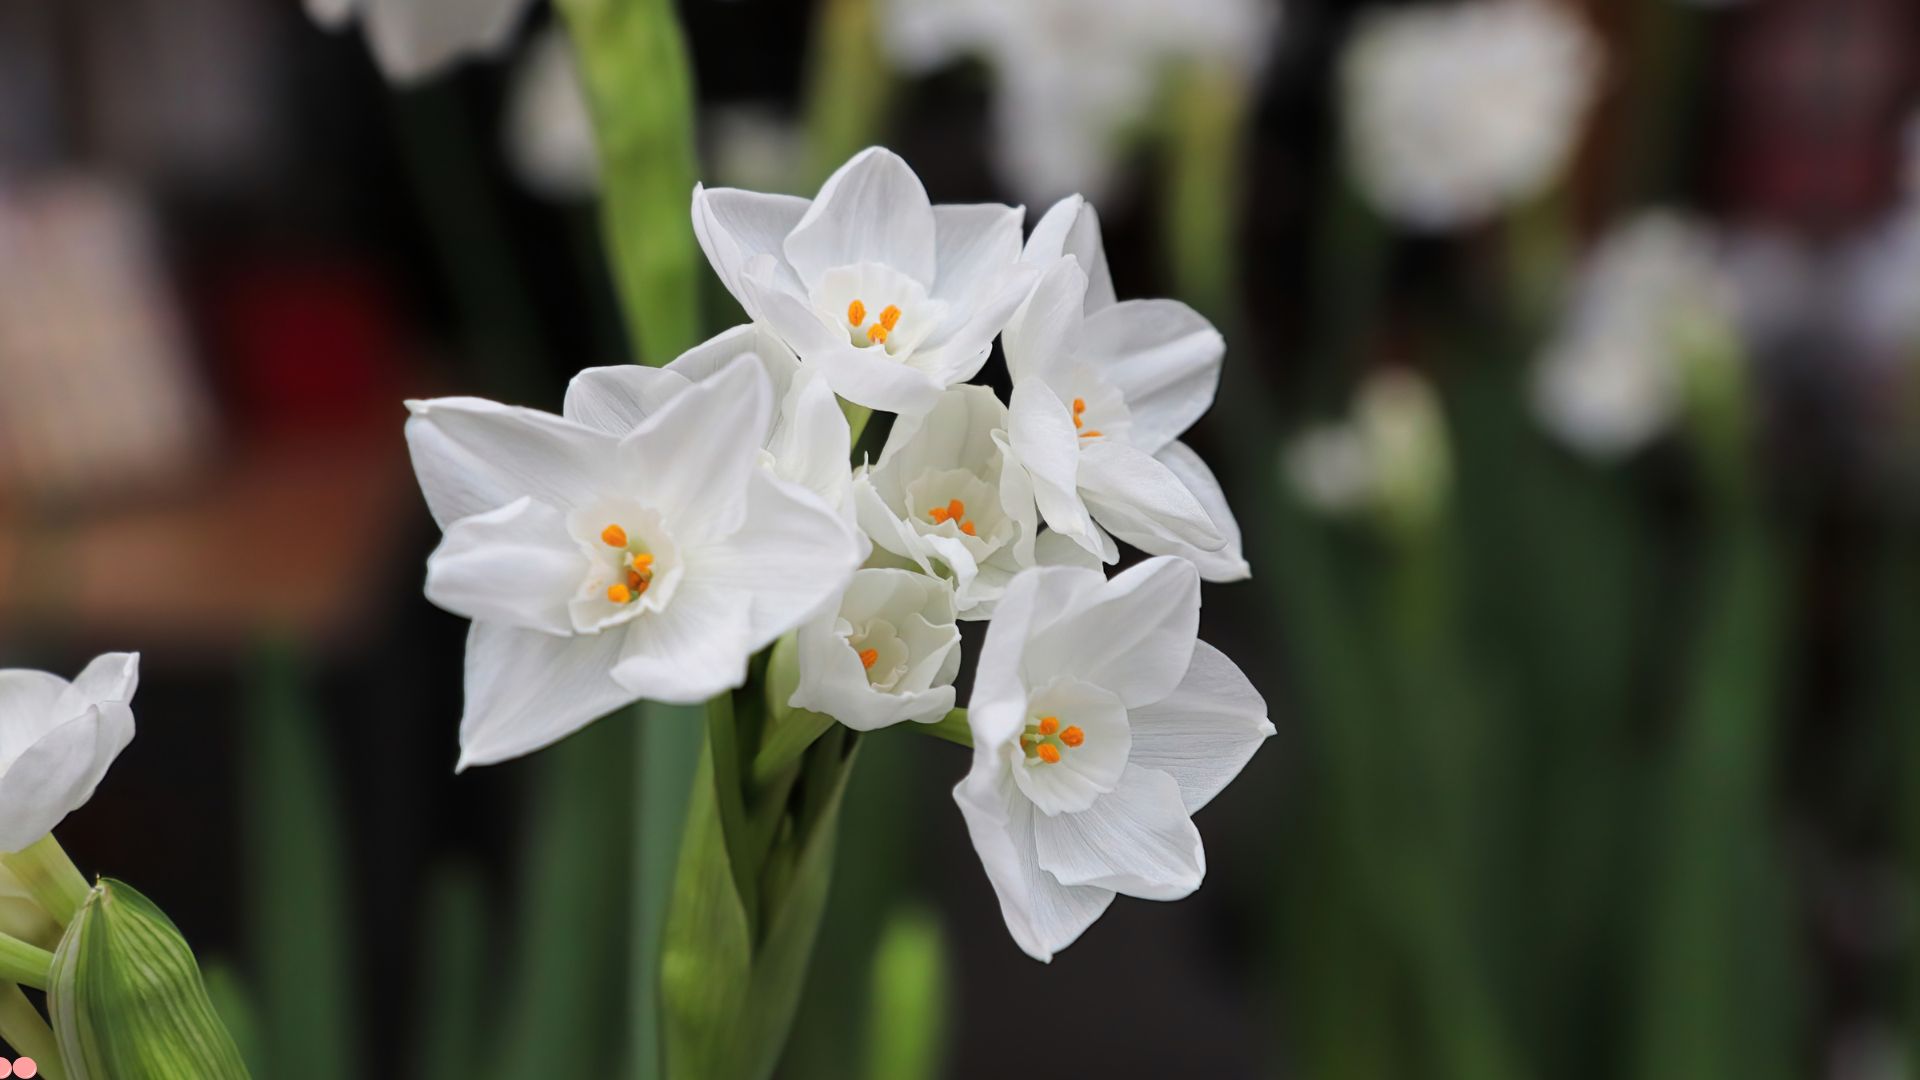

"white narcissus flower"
[1532, 212, 1739, 460]
[854, 386, 1096, 619]
[0, 653, 138, 853]
[881, 0, 1280, 204]
[307, 0, 539, 85]
[789, 569, 962, 731]
[955, 558, 1272, 961]
[692, 147, 1036, 416]
[1341, 0, 1601, 232]
[407, 355, 862, 769]
[1005, 197, 1247, 581]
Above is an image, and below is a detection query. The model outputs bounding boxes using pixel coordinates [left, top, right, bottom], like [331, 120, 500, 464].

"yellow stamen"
[878, 304, 902, 331]
[1037, 716, 1059, 735]
[859, 648, 879, 670]
[1060, 725, 1085, 748]
[866, 323, 891, 345]
[607, 583, 632, 604]
[601, 524, 628, 547]
[1036, 743, 1062, 764]
[848, 299, 866, 326]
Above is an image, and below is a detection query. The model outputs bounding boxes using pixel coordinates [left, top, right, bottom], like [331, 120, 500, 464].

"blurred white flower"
[790, 569, 962, 731]
[693, 147, 1036, 415]
[883, 0, 1280, 203]
[1837, 214, 1920, 369]
[407, 356, 862, 768]
[705, 106, 808, 193]
[1531, 212, 1739, 460]
[1004, 197, 1245, 580]
[955, 558, 1272, 961]
[1286, 368, 1450, 529]
[307, 0, 539, 84]
[1342, 0, 1601, 231]
[504, 26, 598, 201]
[1284, 424, 1372, 515]
[0, 653, 138, 853]
[854, 385, 1095, 618]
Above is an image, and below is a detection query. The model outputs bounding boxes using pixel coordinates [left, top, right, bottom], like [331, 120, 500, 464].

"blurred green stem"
[801, 0, 890, 187]
[1162, 62, 1252, 327]
[0, 836, 89, 927]
[0, 937, 50, 991]
[0, 983, 61, 1077]
[916, 709, 971, 749]
[558, 0, 702, 364]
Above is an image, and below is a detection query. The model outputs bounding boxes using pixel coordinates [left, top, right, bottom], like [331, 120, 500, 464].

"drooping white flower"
[504, 26, 599, 201]
[307, 0, 539, 84]
[882, 0, 1280, 204]
[692, 147, 1036, 415]
[854, 385, 1095, 618]
[406, 355, 862, 768]
[789, 569, 962, 731]
[1003, 197, 1247, 581]
[955, 558, 1272, 961]
[0, 653, 138, 853]
[1532, 212, 1739, 460]
[1341, 0, 1601, 232]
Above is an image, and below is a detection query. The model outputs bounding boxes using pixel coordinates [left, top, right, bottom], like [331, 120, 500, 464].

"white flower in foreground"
[306, 0, 539, 84]
[854, 386, 1095, 618]
[505, 26, 598, 201]
[692, 147, 1036, 415]
[882, 0, 1279, 203]
[407, 356, 861, 768]
[1532, 212, 1738, 460]
[790, 569, 962, 730]
[1342, 0, 1601, 231]
[0, 653, 138, 853]
[1004, 197, 1247, 581]
[955, 558, 1272, 961]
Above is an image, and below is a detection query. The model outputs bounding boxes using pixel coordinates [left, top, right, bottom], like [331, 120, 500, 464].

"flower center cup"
[904, 469, 1004, 550]
[565, 501, 683, 633]
[847, 618, 910, 691]
[813, 263, 945, 360]
[1061, 368, 1134, 447]
[1007, 677, 1131, 816]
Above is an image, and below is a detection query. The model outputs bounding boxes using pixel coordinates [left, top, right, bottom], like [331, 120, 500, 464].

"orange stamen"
[1060, 725, 1085, 748]
[626, 569, 644, 590]
[630, 553, 654, 572]
[1037, 716, 1059, 735]
[1036, 743, 1062, 764]
[947, 499, 965, 521]
[1073, 397, 1086, 413]
[960, 521, 976, 536]
[859, 648, 879, 670]
[866, 323, 890, 345]
[928, 506, 950, 523]
[1079, 429, 1102, 439]
[878, 304, 902, 331]
[607, 583, 632, 604]
[848, 299, 866, 326]
[601, 524, 628, 547]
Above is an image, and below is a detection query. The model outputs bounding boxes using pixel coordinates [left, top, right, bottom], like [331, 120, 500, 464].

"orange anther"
[929, 506, 950, 523]
[626, 569, 644, 590]
[1060, 725, 1085, 747]
[607, 583, 632, 604]
[947, 499, 965, 521]
[601, 524, 628, 547]
[1037, 716, 1059, 735]
[1036, 743, 1062, 764]
[848, 299, 866, 326]
[960, 521, 976, 536]
[866, 323, 891, 345]
[1079, 429, 1102, 439]
[1073, 397, 1086, 413]
[631, 552, 654, 572]
[878, 304, 902, 331]
[1074, 412, 1084, 429]
[859, 648, 879, 670]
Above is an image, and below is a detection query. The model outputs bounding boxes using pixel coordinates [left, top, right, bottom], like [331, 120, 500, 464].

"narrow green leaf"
[0, 982, 63, 1078]
[408, 865, 490, 1080]
[863, 907, 949, 1080]
[49, 880, 248, 1079]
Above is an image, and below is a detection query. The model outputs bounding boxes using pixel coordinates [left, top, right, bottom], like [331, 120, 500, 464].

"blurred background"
[1, 0, 1917, 1076]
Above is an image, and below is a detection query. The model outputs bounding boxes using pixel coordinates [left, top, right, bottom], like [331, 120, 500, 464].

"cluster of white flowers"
[883, 0, 1280, 204]
[1341, 0, 1602, 232]
[1530, 212, 1741, 460]
[405, 148, 1269, 959]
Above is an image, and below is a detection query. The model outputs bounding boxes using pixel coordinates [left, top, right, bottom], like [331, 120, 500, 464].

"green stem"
[0, 936, 52, 991]
[800, 0, 891, 187]
[0, 983, 62, 1077]
[913, 710, 971, 749]
[1, 836, 90, 927]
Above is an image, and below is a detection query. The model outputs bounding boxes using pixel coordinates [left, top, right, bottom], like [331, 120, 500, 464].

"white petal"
[1024, 196, 1117, 312]
[0, 702, 135, 852]
[1008, 381, 1102, 557]
[563, 366, 694, 436]
[692, 185, 811, 316]
[1026, 556, 1200, 709]
[804, 342, 947, 416]
[767, 368, 854, 512]
[689, 470, 863, 645]
[54, 652, 140, 720]
[1002, 258, 1088, 385]
[1078, 439, 1227, 554]
[791, 603, 957, 732]
[1080, 299, 1223, 454]
[0, 672, 70, 765]
[610, 582, 756, 704]
[665, 323, 801, 403]
[425, 497, 582, 635]
[1151, 442, 1251, 582]
[1128, 641, 1274, 813]
[1032, 765, 1205, 901]
[736, 260, 849, 358]
[784, 148, 938, 289]
[405, 397, 618, 527]
[953, 765, 1113, 962]
[361, 0, 537, 84]
[457, 621, 635, 769]
[931, 203, 1026, 307]
[967, 565, 1108, 745]
[615, 355, 774, 537]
